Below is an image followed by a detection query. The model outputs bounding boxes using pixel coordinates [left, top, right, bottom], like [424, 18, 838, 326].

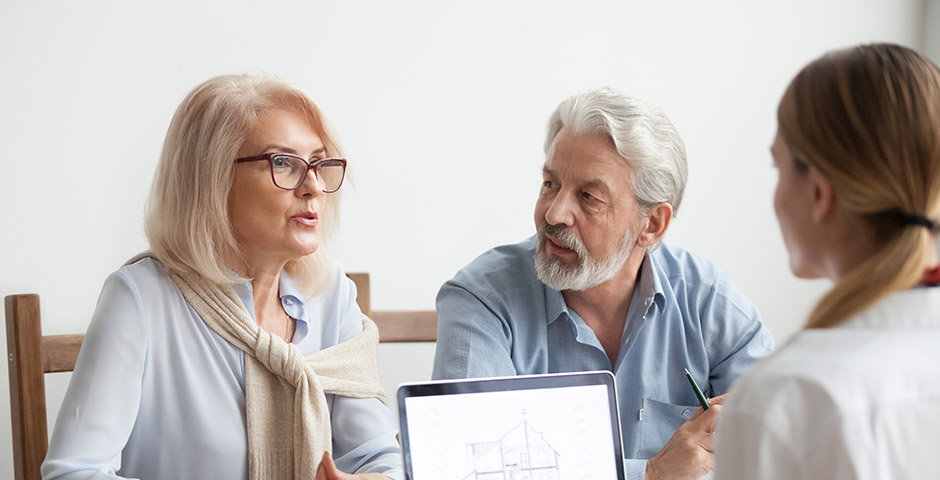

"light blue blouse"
[42, 257, 404, 480]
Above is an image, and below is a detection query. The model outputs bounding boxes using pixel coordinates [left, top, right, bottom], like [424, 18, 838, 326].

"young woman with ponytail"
[715, 43, 940, 479]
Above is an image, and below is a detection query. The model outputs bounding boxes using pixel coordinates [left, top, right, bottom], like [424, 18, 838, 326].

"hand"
[314, 452, 393, 480]
[645, 394, 727, 480]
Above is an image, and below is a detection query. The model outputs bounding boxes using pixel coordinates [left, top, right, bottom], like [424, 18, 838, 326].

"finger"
[708, 393, 728, 405]
[686, 408, 709, 425]
[689, 393, 727, 420]
[698, 404, 723, 433]
[698, 427, 715, 453]
[689, 403, 712, 421]
[317, 452, 338, 480]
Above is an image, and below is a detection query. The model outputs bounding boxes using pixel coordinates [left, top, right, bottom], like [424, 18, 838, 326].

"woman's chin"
[272, 240, 320, 262]
[789, 261, 824, 281]
[299, 241, 321, 257]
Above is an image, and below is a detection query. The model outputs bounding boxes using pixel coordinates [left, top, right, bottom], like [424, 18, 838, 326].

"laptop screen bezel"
[397, 370, 625, 480]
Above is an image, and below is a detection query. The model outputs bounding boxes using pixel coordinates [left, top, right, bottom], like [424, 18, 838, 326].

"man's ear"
[637, 203, 673, 247]
[808, 166, 834, 223]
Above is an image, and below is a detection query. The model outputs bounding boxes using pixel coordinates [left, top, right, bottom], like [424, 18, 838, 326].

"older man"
[432, 88, 774, 480]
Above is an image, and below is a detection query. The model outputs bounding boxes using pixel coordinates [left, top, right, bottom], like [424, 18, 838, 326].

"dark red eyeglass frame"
[234, 152, 347, 193]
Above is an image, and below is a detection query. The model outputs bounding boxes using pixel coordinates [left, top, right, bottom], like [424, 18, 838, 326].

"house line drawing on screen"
[399, 372, 623, 479]
[464, 409, 561, 480]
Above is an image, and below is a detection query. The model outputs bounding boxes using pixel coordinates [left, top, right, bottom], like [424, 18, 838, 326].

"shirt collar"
[639, 251, 667, 313]
[277, 272, 309, 341]
[844, 287, 940, 329]
[543, 250, 667, 325]
[231, 271, 310, 342]
[545, 283, 568, 325]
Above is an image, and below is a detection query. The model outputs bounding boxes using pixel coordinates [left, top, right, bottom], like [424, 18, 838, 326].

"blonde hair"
[778, 44, 940, 328]
[145, 74, 344, 297]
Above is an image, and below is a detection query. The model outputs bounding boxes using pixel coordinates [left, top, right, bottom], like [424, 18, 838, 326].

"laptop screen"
[398, 371, 625, 480]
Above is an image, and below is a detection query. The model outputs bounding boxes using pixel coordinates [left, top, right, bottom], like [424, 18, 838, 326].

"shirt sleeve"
[42, 270, 148, 480]
[329, 271, 404, 479]
[625, 458, 648, 480]
[431, 281, 518, 380]
[700, 272, 774, 395]
[331, 396, 404, 479]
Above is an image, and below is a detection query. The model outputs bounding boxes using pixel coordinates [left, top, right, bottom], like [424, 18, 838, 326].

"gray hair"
[544, 87, 688, 214]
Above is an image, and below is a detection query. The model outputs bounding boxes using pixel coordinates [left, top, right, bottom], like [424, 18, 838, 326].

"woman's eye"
[272, 156, 288, 168]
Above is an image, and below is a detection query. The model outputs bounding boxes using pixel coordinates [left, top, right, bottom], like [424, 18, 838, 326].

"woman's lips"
[291, 211, 319, 227]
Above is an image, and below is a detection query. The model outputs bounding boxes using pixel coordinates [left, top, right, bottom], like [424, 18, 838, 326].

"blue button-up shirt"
[432, 236, 773, 479]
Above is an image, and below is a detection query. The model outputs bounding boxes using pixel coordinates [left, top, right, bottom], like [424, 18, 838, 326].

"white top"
[715, 287, 940, 480]
[42, 257, 403, 480]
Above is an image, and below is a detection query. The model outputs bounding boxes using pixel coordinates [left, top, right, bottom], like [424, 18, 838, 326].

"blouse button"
[682, 409, 692, 416]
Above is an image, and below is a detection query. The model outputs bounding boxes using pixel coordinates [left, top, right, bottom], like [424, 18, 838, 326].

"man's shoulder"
[448, 236, 540, 295]
[650, 243, 729, 286]
[649, 243, 760, 317]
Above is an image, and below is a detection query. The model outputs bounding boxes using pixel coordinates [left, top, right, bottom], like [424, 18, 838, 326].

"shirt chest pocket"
[638, 398, 699, 458]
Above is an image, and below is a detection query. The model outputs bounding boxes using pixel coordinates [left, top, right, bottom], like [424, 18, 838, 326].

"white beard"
[534, 221, 636, 291]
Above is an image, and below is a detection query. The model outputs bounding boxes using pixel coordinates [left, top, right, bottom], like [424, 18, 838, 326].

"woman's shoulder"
[725, 329, 883, 436]
[107, 256, 178, 298]
[84, 256, 185, 344]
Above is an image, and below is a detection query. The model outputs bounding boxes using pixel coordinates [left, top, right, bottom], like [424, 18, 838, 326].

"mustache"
[538, 221, 584, 254]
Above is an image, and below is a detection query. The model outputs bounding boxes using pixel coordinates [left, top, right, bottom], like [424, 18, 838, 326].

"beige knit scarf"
[127, 253, 388, 479]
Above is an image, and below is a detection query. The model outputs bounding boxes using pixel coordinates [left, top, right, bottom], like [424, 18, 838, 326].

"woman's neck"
[922, 238, 939, 268]
[236, 255, 295, 342]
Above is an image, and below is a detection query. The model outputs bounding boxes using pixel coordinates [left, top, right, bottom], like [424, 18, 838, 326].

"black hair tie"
[901, 213, 937, 230]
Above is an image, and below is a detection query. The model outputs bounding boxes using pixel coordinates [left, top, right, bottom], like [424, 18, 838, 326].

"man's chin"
[536, 250, 577, 270]
[536, 256, 578, 286]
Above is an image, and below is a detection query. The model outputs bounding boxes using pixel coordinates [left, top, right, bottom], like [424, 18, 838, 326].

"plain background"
[2, 0, 939, 476]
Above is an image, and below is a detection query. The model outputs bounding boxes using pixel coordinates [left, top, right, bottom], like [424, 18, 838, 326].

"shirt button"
[682, 409, 692, 416]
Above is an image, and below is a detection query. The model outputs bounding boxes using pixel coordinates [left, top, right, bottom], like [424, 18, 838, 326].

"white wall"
[0, 0, 927, 476]
[927, 0, 940, 63]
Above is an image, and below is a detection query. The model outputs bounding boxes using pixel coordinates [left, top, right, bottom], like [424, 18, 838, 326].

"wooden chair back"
[5, 272, 435, 480]
[344, 273, 437, 342]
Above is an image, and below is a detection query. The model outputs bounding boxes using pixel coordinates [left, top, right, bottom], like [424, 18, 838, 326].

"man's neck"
[562, 248, 647, 367]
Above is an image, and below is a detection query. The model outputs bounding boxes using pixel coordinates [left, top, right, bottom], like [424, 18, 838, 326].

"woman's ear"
[637, 202, 673, 247]
[808, 166, 834, 223]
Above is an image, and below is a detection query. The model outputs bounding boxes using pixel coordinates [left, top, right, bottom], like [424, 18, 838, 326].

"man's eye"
[582, 192, 596, 201]
[542, 180, 554, 189]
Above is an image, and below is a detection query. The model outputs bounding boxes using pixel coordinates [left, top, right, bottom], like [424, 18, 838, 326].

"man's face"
[533, 127, 645, 291]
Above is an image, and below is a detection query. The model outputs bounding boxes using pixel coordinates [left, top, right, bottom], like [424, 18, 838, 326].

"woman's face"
[772, 130, 823, 279]
[229, 108, 327, 269]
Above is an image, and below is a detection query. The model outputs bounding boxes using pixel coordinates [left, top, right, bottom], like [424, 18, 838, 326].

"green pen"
[685, 368, 710, 410]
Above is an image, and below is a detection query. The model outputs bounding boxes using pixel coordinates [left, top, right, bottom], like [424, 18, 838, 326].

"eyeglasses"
[234, 153, 347, 193]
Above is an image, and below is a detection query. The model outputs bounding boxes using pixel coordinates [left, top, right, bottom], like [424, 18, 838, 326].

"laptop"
[397, 371, 626, 480]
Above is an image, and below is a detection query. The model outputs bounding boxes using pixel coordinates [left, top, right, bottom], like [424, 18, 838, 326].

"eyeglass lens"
[271, 155, 345, 192]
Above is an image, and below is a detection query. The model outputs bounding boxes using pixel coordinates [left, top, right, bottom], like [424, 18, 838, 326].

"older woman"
[42, 75, 402, 480]
[715, 44, 940, 478]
